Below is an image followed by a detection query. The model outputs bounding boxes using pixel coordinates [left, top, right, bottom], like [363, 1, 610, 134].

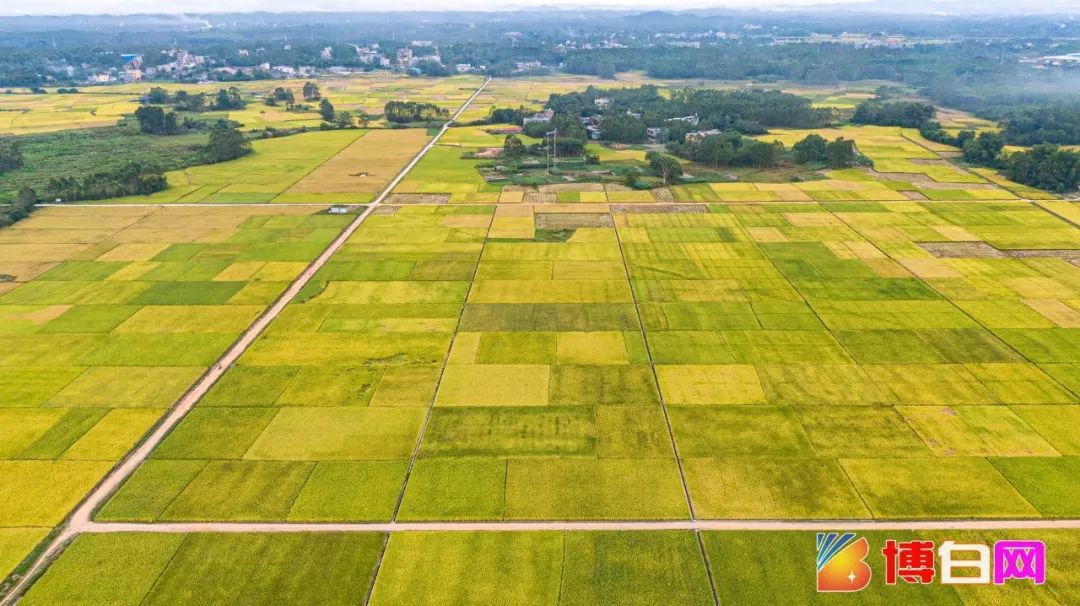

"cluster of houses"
[91, 49, 208, 83]
[518, 97, 715, 145]
[89, 38, 468, 85]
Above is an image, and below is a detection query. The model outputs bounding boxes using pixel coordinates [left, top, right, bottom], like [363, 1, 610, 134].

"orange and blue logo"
[817, 532, 872, 592]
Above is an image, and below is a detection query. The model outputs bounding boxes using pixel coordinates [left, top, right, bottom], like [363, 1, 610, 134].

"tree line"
[384, 101, 449, 124]
[43, 161, 166, 202]
[143, 86, 247, 112]
[544, 85, 833, 141]
[666, 131, 856, 171]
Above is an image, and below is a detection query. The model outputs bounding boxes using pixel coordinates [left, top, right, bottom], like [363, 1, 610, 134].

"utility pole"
[545, 128, 558, 173]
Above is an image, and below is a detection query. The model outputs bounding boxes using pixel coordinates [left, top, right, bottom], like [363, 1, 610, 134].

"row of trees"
[384, 101, 449, 124]
[657, 132, 856, 181]
[792, 134, 857, 168]
[43, 161, 167, 202]
[852, 100, 936, 128]
[143, 86, 246, 112]
[669, 132, 784, 169]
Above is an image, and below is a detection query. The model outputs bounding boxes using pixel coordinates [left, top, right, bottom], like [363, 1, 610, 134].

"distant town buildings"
[355, 45, 379, 63]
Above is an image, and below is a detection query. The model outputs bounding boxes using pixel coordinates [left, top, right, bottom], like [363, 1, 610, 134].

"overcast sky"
[1, 0, 1078, 15]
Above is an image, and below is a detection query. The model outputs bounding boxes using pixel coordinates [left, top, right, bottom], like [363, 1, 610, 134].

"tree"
[14, 187, 36, 211]
[384, 101, 448, 124]
[489, 106, 528, 125]
[302, 81, 321, 101]
[825, 137, 856, 168]
[503, 134, 524, 157]
[0, 138, 23, 173]
[599, 113, 647, 143]
[213, 87, 245, 110]
[1003, 105, 1080, 146]
[739, 140, 782, 168]
[646, 151, 683, 185]
[672, 131, 781, 169]
[334, 111, 353, 129]
[203, 124, 252, 164]
[852, 100, 935, 128]
[134, 106, 179, 135]
[793, 134, 828, 164]
[319, 98, 336, 122]
[172, 91, 206, 112]
[962, 132, 1004, 167]
[357, 112, 371, 128]
[270, 87, 296, 109]
[144, 87, 170, 104]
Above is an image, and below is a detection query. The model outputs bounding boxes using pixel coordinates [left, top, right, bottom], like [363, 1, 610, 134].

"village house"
[666, 114, 700, 127]
[684, 129, 722, 143]
[522, 109, 554, 125]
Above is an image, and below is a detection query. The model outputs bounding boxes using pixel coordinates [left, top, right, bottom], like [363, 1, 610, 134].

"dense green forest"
[852, 101, 936, 128]
[546, 85, 832, 133]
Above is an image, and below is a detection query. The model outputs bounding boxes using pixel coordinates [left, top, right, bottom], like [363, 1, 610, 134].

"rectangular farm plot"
[371, 531, 713, 606]
[840, 458, 1040, 518]
[120, 130, 366, 203]
[278, 129, 432, 203]
[19, 532, 384, 606]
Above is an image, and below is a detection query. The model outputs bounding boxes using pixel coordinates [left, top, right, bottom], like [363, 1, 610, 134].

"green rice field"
[3, 73, 1080, 605]
[90, 198, 1080, 528]
[0, 205, 354, 580]
[17, 529, 1080, 604]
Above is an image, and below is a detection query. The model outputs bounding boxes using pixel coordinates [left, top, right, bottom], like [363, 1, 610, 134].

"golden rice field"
[0, 74, 484, 137]
[0, 91, 139, 136]
[89, 128, 431, 204]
